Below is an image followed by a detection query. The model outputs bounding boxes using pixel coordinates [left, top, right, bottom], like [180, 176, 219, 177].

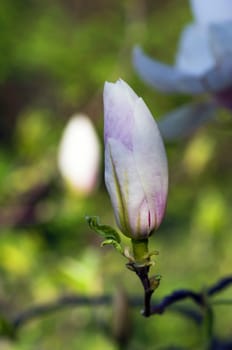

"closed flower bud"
[58, 114, 100, 195]
[103, 79, 168, 240]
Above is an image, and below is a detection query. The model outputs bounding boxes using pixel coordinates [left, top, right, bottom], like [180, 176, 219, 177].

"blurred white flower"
[58, 114, 101, 195]
[133, 0, 232, 109]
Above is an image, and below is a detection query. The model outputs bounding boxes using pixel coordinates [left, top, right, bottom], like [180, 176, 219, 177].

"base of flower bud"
[131, 239, 149, 266]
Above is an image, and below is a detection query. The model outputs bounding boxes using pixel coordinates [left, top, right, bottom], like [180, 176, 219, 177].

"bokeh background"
[0, 0, 232, 349]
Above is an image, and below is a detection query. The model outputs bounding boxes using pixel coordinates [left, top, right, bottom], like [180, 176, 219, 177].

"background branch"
[0, 275, 229, 338]
[150, 276, 232, 316]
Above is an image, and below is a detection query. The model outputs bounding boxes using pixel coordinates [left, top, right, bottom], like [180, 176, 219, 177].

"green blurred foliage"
[0, 0, 232, 349]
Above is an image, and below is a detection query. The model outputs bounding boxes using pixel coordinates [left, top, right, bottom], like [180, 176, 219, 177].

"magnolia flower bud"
[190, 0, 232, 25]
[103, 79, 168, 240]
[58, 114, 100, 195]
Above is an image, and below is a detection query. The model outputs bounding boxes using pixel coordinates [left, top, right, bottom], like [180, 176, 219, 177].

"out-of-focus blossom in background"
[158, 101, 216, 141]
[133, 0, 232, 140]
[191, 0, 232, 25]
[58, 114, 101, 195]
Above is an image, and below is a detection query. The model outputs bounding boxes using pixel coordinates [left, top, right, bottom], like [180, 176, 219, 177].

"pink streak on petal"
[148, 210, 151, 229]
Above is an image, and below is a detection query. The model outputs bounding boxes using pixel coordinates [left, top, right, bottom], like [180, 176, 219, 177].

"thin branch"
[131, 265, 153, 317]
[149, 275, 232, 317]
[207, 276, 232, 296]
[7, 294, 201, 333]
[0, 275, 229, 336]
[150, 289, 203, 315]
[12, 295, 111, 329]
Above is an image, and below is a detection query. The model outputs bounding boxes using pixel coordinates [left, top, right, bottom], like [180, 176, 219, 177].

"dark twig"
[0, 275, 229, 338]
[134, 266, 153, 317]
[127, 263, 154, 317]
[149, 276, 232, 317]
[127, 254, 232, 321]
[207, 276, 232, 296]
[7, 295, 202, 332]
[12, 295, 111, 329]
[150, 289, 204, 315]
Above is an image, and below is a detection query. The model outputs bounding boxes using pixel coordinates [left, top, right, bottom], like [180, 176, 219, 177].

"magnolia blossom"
[133, 0, 232, 109]
[191, 0, 232, 25]
[58, 114, 100, 195]
[103, 79, 168, 240]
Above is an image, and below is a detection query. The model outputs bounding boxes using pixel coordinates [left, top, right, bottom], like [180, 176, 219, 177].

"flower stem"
[130, 239, 153, 316]
[131, 239, 149, 264]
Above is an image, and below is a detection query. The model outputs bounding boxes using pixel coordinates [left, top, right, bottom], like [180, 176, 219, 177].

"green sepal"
[149, 274, 162, 292]
[101, 239, 122, 253]
[86, 216, 122, 253]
